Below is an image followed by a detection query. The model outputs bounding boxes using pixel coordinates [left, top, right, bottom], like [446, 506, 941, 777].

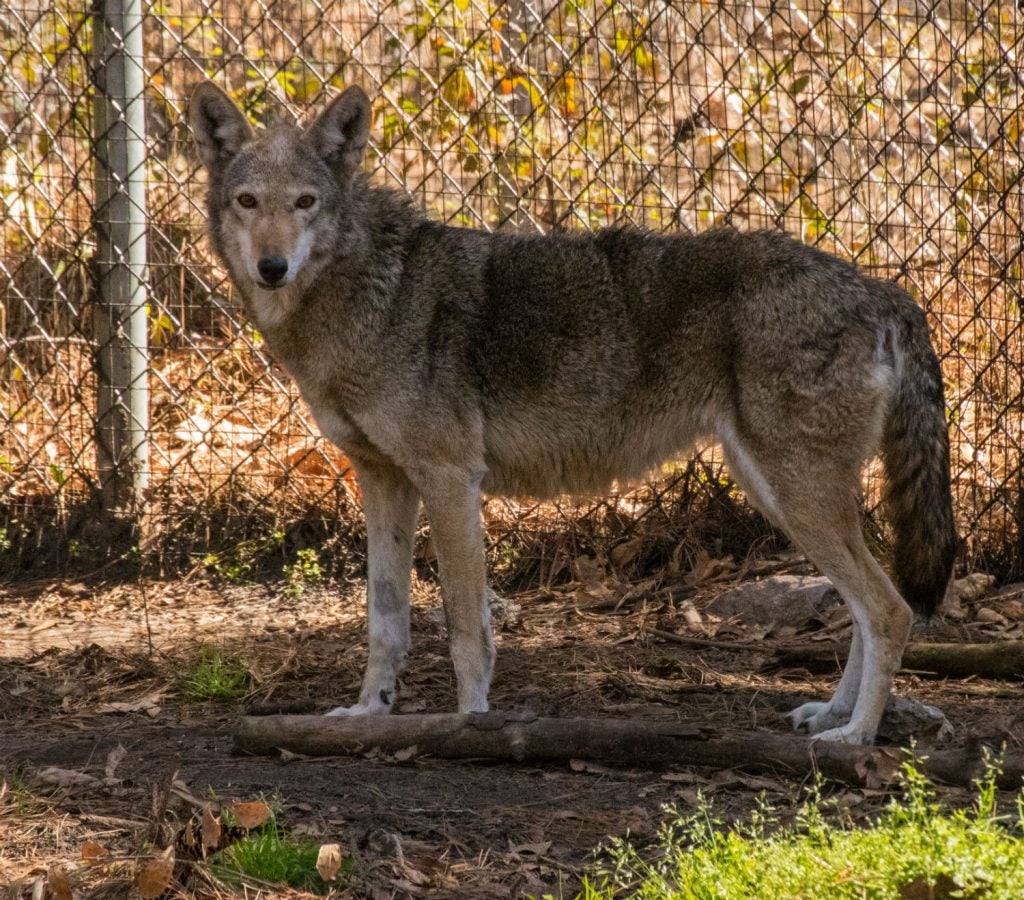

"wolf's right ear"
[306, 86, 371, 179]
[189, 83, 253, 172]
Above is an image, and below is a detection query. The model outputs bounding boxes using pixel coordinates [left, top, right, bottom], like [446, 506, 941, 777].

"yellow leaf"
[316, 843, 344, 881]
[136, 847, 175, 899]
[635, 44, 656, 75]
[81, 841, 109, 865]
[228, 800, 272, 830]
[46, 866, 72, 900]
[150, 311, 175, 345]
[441, 65, 475, 111]
[202, 805, 222, 855]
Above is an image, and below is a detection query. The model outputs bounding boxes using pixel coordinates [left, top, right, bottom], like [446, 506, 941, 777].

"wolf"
[190, 82, 956, 744]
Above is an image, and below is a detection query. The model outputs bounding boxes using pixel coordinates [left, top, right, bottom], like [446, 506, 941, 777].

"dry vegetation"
[3, 554, 1024, 897]
[1, 0, 1022, 579]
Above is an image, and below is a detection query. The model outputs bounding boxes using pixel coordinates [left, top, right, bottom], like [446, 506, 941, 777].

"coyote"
[190, 83, 955, 744]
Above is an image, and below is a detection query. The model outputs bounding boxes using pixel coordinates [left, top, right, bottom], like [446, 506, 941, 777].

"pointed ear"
[306, 85, 372, 178]
[189, 83, 253, 172]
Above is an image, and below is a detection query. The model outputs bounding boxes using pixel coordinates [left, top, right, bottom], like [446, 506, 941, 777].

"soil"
[2, 558, 1022, 898]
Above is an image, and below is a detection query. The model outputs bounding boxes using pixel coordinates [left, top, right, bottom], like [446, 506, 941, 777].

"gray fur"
[190, 83, 956, 744]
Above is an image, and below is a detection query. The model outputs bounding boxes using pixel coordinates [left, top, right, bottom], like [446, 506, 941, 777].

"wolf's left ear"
[189, 83, 252, 172]
[307, 86, 371, 178]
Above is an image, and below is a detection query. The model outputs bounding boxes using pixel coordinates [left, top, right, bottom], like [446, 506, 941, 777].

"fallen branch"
[651, 629, 769, 652]
[234, 713, 1024, 789]
[771, 640, 1024, 680]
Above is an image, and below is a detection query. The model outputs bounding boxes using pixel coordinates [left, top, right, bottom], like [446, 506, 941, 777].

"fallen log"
[771, 640, 1024, 680]
[234, 712, 1024, 789]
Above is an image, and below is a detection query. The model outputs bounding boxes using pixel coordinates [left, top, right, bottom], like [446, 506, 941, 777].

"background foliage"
[1, 0, 1021, 579]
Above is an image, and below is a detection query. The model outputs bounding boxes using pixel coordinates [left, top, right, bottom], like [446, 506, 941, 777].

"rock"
[974, 606, 1009, 627]
[360, 827, 404, 862]
[424, 587, 519, 631]
[679, 599, 703, 630]
[489, 588, 521, 630]
[993, 599, 1024, 621]
[876, 695, 953, 745]
[939, 573, 996, 619]
[709, 575, 840, 628]
[951, 573, 996, 603]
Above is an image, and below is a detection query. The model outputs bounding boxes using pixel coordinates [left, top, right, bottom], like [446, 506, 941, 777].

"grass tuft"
[211, 823, 344, 893]
[580, 759, 1024, 899]
[179, 645, 250, 701]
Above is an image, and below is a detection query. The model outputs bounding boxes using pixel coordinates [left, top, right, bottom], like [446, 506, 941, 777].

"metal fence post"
[92, 0, 150, 515]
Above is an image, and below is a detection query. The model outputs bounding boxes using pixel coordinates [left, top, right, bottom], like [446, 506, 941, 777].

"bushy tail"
[882, 302, 957, 618]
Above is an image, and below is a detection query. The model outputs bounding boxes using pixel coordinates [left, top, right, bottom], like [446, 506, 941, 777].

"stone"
[876, 695, 953, 745]
[709, 575, 840, 628]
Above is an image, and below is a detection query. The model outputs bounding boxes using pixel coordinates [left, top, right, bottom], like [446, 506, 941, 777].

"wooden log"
[233, 712, 1024, 788]
[771, 640, 1024, 679]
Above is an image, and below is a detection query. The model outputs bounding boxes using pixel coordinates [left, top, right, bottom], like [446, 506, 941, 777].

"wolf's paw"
[787, 701, 849, 735]
[808, 723, 875, 745]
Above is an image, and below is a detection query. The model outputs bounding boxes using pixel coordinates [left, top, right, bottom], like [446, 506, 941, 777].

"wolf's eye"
[295, 194, 316, 210]
[237, 193, 257, 209]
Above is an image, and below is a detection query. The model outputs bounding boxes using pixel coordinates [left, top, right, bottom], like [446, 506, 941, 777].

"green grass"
[211, 823, 348, 893]
[579, 761, 1024, 899]
[282, 546, 323, 598]
[179, 645, 250, 701]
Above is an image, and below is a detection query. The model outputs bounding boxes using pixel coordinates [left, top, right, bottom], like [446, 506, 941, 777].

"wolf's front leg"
[326, 462, 419, 716]
[419, 468, 494, 713]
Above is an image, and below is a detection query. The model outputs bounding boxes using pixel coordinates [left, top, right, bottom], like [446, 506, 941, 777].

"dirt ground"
[2, 554, 1023, 898]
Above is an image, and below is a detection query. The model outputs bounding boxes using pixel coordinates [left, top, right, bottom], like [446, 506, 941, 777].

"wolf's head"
[189, 83, 371, 308]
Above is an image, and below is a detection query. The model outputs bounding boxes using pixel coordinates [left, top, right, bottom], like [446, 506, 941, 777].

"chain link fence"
[1, 0, 1022, 581]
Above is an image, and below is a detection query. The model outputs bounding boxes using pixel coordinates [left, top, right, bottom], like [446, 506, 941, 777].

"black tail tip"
[901, 579, 947, 621]
[895, 546, 956, 621]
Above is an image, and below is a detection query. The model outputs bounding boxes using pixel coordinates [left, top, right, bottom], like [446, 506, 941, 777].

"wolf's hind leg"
[778, 499, 909, 744]
[326, 462, 419, 716]
[722, 429, 910, 744]
[417, 468, 494, 714]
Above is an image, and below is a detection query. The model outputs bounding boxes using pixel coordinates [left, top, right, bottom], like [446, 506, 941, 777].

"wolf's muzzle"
[257, 256, 289, 286]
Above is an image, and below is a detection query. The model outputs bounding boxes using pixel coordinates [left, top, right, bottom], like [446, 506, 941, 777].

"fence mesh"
[1, 0, 1022, 580]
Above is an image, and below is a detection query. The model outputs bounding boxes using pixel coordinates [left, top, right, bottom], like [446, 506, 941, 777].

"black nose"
[257, 256, 288, 284]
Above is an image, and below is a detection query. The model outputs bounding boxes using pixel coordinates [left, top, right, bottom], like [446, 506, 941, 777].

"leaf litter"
[1, 562, 1021, 896]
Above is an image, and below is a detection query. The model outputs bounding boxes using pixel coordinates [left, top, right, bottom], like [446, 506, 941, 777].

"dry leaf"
[228, 800, 272, 830]
[38, 767, 99, 789]
[82, 840, 109, 865]
[46, 866, 73, 900]
[105, 744, 127, 782]
[610, 538, 643, 568]
[400, 862, 431, 886]
[511, 841, 552, 856]
[569, 758, 628, 776]
[316, 843, 344, 881]
[201, 806, 222, 855]
[660, 771, 702, 784]
[94, 688, 167, 715]
[393, 745, 418, 762]
[136, 847, 175, 899]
